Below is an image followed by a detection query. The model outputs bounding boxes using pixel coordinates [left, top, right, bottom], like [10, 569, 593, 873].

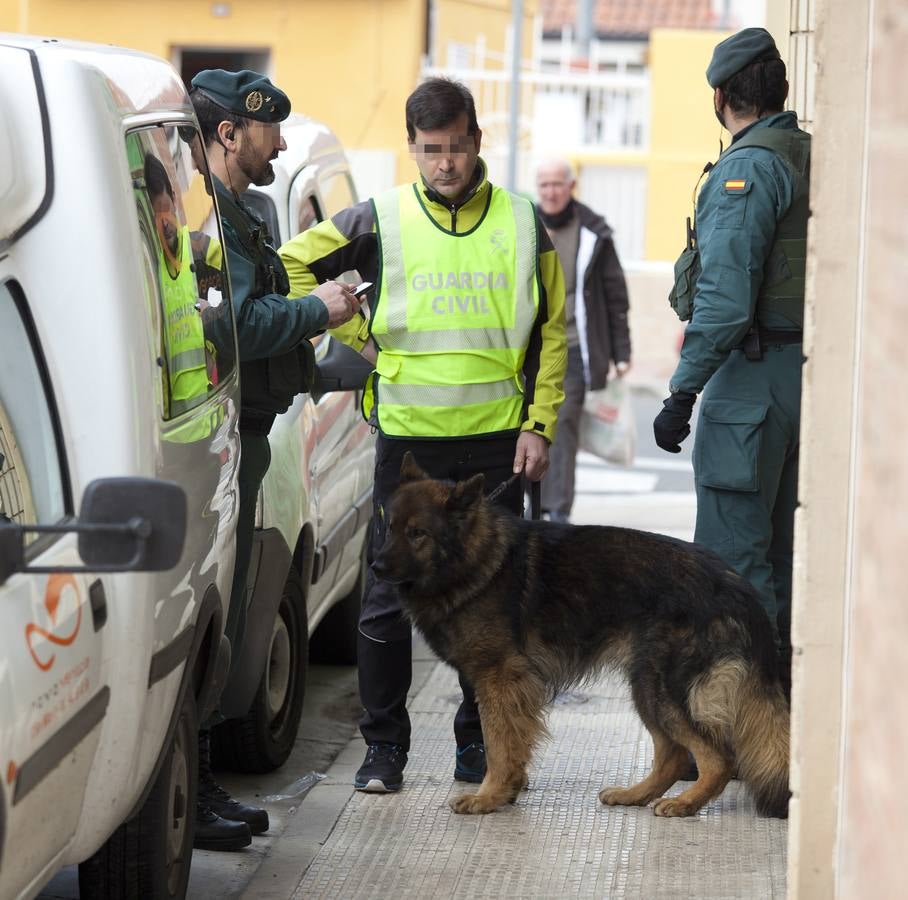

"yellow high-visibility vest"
[160, 226, 209, 418]
[367, 183, 540, 438]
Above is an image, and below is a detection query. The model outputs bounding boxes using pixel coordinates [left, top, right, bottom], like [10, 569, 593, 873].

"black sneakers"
[454, 742, 486, 783]
[354, 743, 407, 792]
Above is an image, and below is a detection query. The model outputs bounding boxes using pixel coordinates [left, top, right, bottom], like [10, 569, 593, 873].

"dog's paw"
[449, 793, 500, 815]
[598, 786, 648, 807]
[653, 796, 699, 817]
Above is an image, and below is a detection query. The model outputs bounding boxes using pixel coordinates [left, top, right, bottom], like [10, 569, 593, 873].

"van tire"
[310, 532, 367, 665]
[212, 567, 308, 773]
[79, 686, 197, 899]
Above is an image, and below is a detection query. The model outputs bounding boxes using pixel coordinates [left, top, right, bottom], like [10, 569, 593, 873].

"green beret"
[190, 69, 290, 123]
[706, 28, 781, 88]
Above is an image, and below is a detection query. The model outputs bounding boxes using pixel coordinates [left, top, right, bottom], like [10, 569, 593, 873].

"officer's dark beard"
[714, 104, 726, 129]
[237, 143, 276, 187]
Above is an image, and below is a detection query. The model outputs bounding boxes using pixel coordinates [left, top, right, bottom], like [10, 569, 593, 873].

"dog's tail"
[732, 671, 790, 817]
[690, 659, 790, 817]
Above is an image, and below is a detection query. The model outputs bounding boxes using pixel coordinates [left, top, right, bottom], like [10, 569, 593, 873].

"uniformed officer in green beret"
[654, 28, 810, 697]
[188, 69, 362, 851]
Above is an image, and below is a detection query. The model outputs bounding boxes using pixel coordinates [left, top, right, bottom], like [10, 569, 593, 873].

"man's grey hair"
[535, 157, 576, 181]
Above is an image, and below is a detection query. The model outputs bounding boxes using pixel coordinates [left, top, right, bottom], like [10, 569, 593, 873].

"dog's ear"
[446, 473, 485, 512]
[400, 451, 430, 484]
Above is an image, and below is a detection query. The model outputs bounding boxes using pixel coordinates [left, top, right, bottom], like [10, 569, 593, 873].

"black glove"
[653, 391, 696, 453]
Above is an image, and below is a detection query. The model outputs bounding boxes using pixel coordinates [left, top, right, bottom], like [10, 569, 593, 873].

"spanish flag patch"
[725, 179, 747, 190]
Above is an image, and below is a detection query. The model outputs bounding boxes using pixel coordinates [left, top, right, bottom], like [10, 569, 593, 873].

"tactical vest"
[670, 123, 811, 329]
[217, 188, 315, 420]
[161, 227, 209, 417]
[367, 183, 540, 438]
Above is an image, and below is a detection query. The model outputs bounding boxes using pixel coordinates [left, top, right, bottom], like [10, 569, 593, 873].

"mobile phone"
[352, 281, 373, 296]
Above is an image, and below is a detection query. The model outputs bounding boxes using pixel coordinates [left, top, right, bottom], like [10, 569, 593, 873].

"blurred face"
[536, 163, 575, 216]
[237, 120, 286, 186]
[151, 190, 179, 260]
[409, 113, 481, 203]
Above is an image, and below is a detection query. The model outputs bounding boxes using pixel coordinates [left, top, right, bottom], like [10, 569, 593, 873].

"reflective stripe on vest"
[161, 226, 209, 417]
[369, 184, 540, 438]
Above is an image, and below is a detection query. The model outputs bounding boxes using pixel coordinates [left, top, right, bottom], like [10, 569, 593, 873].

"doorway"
[175, 48, 270, 90]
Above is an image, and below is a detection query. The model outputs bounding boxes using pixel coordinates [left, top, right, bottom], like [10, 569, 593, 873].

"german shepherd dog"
[371, 452, 790, 818]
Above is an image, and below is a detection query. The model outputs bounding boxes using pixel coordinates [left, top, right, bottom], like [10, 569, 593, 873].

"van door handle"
[89, 579, 107, 631]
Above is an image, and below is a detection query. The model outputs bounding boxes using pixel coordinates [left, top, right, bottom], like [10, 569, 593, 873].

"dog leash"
[486, 473, 542, 521]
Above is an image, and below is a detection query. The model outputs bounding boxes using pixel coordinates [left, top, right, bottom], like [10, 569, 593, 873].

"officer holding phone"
[188, 69, 362, 851]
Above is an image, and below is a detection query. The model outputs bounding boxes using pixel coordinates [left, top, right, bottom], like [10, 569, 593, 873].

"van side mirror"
[314, 336, 374, 395]
[78, 478, 186, 570]
[0, 478, 187, 586]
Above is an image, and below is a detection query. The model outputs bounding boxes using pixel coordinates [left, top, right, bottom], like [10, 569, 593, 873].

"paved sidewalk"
[241, 413, 788, 899]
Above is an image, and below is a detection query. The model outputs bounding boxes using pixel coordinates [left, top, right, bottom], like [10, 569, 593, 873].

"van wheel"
[310, 531, 367, 665]
[78, 687, 197, 899]
[212, 567, 308, 773]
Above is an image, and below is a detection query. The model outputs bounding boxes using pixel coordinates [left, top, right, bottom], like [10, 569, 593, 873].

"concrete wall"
[786, 0, 859, 894]
[787, 0, 908, 895]
[836, 0, 908, 894]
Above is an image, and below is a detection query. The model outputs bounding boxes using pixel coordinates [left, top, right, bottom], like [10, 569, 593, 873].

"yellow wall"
[17, 0, 427, 183]
[645, 28, 732, 260]
[572, 29, 731, 262]
[0, 0, 20, 30]
[434, 0, 535, 68]
[11, 0, 529, 185]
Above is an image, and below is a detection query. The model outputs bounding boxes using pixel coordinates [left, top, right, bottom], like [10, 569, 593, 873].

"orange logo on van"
[25, 574, 83, 671]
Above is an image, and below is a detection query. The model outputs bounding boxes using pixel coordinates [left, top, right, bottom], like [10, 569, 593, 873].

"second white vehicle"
[211, 114, 375, 773]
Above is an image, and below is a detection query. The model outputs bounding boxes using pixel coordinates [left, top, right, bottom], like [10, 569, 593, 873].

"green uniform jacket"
[670, 112, 802, 395]
[279, 160, 567, 443]
[213, 176, 330, 417]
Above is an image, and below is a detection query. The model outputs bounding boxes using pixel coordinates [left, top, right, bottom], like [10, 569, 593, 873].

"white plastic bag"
[578, 378, 636, 466]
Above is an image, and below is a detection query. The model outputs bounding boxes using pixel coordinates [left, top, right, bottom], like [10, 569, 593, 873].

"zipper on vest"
[450, 204, 457, 231]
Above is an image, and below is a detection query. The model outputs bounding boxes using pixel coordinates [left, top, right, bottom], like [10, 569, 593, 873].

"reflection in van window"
[297, 196, 318, 234]
[0, 282, 66, 529]
[126, 127, 237, 420]
[320, 172, 356, 220]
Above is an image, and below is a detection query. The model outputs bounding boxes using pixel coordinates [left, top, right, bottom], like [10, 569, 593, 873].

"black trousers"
[358, 434, 524, 752]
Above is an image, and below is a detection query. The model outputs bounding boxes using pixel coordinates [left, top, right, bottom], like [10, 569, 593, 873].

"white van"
[210, 115, 376, 773]
[0, 36, 242, 899]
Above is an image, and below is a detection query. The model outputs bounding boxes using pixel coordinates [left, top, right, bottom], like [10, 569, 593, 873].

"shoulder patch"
[724, 179, 747, 190]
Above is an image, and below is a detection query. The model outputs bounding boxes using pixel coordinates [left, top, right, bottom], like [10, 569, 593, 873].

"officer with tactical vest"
[654, 28, 810, 695]
[280, 77, 566, 795]
[188, 69, 361, 851]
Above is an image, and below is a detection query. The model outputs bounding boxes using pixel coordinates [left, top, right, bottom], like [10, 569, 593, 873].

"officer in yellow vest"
[654, 29, 810, 697]
[280, 77, 566, 794]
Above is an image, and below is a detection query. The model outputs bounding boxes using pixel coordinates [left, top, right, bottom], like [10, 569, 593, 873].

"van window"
[125, 125, 237, 420]
[319, 172, 356, 219]
[0, 281, 67, 533]
[296, 195, 319, 235]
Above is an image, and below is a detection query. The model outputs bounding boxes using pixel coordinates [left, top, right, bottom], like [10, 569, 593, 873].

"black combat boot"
[194, 801, 252, 852]
[196, 729, 269, 838]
